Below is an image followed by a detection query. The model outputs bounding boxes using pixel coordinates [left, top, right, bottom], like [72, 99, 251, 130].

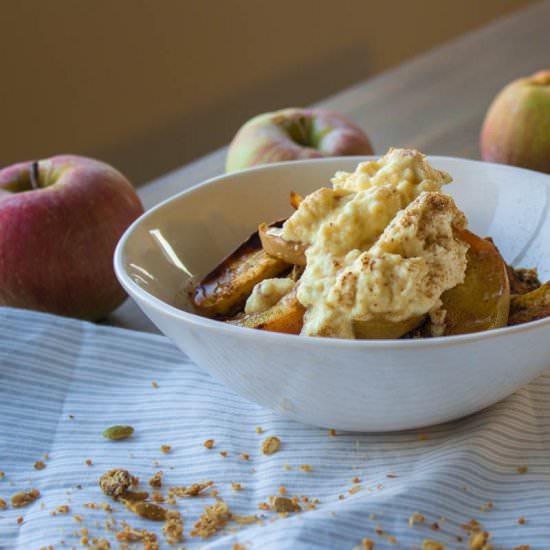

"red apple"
[225, 107, 374, 172]
[0, 155, 144, 320]
[481, 70, 550, 173]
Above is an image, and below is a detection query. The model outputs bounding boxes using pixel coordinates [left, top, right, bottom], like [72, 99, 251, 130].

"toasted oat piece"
[507, 265, 541, 295]
[261, 436, 281, 455]
[508, 281, 550, 326]
[192, 229, 289, 318]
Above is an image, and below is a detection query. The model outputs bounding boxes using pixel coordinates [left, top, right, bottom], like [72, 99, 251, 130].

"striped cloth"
[0, 307, 548, 550]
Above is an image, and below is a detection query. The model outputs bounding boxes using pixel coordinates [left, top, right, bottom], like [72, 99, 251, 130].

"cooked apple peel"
[258, 224, 307, 266]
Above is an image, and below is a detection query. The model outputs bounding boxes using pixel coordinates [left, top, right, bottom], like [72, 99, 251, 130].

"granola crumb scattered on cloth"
[190, 501, 232, 539]
[0, 308, 547, 549]
[409, 512, 425, 526]
[116, 523, 159, 549]
[10, 488, 40, 508]
[99, 469, 137, 499]
[148, 471, 163, 488]
[261, 436, 281, 455]
[270, 496, 301, 513]
[163, 510, 184, 544]
[168, 482, 212, 498]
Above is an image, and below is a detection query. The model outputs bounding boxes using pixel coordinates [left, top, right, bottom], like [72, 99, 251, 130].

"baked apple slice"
[258, 223, 307, 266]
[353, 315, 425, 340]
[256, 192, 304, 264]
[192, 231, 289, 318]
[441, 230, 510, 335]
[229, 287, 305, 334]
[233, 298, 423, 339]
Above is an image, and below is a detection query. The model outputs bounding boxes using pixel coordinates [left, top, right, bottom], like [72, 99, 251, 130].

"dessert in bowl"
[114, 151, 550, 431]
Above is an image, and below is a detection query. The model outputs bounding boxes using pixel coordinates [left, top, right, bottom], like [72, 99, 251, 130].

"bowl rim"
[114, 155, 550, 349]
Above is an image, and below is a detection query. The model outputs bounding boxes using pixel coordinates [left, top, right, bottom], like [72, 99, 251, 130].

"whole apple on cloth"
[225, 107, 373, 172]
[0, 155, 143, 320]
[481, 70, 550, 173]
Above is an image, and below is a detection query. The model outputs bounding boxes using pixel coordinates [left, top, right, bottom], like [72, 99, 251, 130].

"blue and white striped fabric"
[0, 307, 548, 549]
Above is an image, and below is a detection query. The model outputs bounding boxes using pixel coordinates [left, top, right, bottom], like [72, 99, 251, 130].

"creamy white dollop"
[299, 192, 468, 338]
[245, 278, 295, 314]
[279, 148, 469, 339]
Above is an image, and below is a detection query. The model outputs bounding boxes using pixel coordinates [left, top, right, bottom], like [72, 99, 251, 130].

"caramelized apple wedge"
[353, 315, 425, 340]
[441, 230, 510, 335]
[258, 223, 307, 266]
[257, 192, 305, 264]
[290, 191, 303, 210]
[508, 281, 550, 326]
[192, 231, 289, 318]
[229, 287, 305, 334]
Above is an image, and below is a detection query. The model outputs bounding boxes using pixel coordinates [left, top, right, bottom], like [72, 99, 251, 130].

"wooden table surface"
[109, 0, 550, 332]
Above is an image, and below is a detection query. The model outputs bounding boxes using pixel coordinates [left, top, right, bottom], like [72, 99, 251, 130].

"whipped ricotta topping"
[280, 148, 469, 338]
[245, 277, 295, 315]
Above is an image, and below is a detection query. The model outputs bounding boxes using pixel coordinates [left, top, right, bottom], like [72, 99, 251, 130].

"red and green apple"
[226, 107, 374, 172]
[481, 70, 550, 173]
[0, 155, 144, 320]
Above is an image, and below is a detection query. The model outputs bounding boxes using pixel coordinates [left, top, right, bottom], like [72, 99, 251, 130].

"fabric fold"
[0, 307, 547, 549]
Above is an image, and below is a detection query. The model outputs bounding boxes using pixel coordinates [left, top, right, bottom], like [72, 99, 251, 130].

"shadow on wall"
[96, 42, 372, 185]
[0, 0, 536, 186]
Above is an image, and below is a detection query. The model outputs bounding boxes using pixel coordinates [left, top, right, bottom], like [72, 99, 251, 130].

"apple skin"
[481, 70, 550, 173]
[225, 107, 374, 172]
[0, 155, 144, 320]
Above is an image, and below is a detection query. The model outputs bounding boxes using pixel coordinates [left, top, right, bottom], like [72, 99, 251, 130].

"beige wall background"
[1, 0, 535, 186]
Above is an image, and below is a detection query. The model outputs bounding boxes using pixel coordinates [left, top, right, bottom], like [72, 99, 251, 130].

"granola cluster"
[190, 501, 231, 539]
[3, 424, 534, 549]
[99, 469, 138, 499]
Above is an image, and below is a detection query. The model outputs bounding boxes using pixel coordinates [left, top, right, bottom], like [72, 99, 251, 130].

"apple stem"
[30, 161, 39, 190]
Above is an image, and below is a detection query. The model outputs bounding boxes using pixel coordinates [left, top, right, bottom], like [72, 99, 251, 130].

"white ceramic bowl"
[114, 157, 550, 431]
